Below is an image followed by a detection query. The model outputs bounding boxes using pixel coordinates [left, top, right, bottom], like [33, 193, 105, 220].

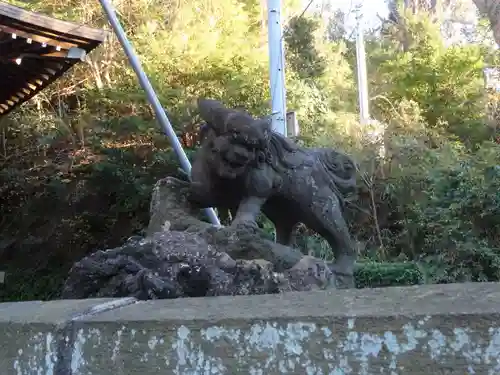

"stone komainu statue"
[188, 99, 357, 286]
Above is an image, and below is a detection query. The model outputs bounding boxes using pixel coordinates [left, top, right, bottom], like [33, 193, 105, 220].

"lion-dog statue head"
[197, 99, 273, 179]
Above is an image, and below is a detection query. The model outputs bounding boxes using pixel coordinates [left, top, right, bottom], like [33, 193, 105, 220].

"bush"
[392, 141, 500, 283]
[355, 262, 424, 288]
[375, 14, 488, 144]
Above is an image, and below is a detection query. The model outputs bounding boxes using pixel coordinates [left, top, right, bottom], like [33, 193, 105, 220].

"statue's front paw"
[230, 217, 259, 231]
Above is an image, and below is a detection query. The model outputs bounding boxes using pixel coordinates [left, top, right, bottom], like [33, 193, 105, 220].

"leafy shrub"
[355, 262, 424, 288]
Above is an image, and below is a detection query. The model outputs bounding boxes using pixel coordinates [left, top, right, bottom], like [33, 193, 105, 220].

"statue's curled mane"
[261, 131, 303, 173]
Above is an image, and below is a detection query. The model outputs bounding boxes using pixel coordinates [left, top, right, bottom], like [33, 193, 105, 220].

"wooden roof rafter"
[0, 2, 109, 116]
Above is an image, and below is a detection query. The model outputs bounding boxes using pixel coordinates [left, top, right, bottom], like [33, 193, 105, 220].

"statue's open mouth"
[223, 157, 247, 169]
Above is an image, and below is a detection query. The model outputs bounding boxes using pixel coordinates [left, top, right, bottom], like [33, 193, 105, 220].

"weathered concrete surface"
[2, 284, 500, 374]
[0, 298, 133, 375]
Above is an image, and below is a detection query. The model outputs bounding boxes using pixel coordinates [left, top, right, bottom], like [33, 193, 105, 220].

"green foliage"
[284, 16, 326, 79]
[1, 1, 500, 301]
[354, 262, 424, 288]
[376, 14, 487, 143]
[389, 141, 500, 283]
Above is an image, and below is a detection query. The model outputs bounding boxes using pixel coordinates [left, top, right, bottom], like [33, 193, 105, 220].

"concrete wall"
[1, 283, 500, 375]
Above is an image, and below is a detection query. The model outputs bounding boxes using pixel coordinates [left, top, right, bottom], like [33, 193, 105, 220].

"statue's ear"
[255, 116, 272, 132]
[197, 98, 231, 133]
[198, 121, 217, 144]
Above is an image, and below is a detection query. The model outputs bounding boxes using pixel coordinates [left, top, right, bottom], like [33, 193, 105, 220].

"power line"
[295, 0, 315, 22]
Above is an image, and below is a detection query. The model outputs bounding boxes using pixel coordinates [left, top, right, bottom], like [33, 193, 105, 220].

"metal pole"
[98, 0, 221, 226]
[355, 16, 370, 124]
[267, 0, 287, 136]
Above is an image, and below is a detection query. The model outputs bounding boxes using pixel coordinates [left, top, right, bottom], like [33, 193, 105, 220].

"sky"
[307, 0, 485, 44]
[330, 0, 389, 27]
[310, 0, 390, 32]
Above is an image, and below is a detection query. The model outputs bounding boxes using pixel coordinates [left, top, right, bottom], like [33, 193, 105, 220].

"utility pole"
[354, 7, 386, 161]
[355, 11, 370, 124]
[267, 0, 287, 136]
[98, 0, 221, 226]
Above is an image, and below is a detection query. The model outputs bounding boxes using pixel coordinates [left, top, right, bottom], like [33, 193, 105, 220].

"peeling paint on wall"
[58, 316, 500, 375]
[12, 332, 57, 375]
[7, 283, 500, 375]
[6, 291, 500, 375]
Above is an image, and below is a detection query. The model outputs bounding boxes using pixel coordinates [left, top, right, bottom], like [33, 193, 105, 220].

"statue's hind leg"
[322, 227, 356, 288]
[311, 192, 356, 289]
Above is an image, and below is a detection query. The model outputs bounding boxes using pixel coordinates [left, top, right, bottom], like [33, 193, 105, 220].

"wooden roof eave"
[0, 2, 111, 116]
[0, 3, 109, 44]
